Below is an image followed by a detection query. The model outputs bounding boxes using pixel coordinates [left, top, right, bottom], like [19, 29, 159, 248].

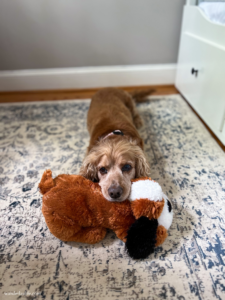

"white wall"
[0, 0, 185, 71]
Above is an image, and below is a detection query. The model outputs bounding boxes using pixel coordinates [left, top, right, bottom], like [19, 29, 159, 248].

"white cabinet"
[176, 5, 225, 145]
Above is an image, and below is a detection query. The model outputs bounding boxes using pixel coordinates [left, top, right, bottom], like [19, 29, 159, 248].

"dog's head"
[79, 137, 150, 202]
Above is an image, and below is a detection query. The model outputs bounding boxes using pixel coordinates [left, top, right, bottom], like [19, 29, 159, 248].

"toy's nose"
[108, 186, 123, 199]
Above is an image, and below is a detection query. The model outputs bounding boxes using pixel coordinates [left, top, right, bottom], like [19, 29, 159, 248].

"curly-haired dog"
[80, 88, 154, 202]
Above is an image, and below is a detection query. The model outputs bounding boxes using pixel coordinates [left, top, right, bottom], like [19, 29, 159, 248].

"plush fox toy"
[39, 170, 173, 259]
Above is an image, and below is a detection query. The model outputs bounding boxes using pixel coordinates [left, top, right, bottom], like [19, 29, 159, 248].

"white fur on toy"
[129, 179, 163, 202]
[158, 193, 173, 230]
[129, 179, 173, 230]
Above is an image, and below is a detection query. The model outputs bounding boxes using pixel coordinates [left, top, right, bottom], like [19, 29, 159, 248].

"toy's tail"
[125, 217, 158, 259]
[130, 88, 155, 103]
[39, 169, 55, 195]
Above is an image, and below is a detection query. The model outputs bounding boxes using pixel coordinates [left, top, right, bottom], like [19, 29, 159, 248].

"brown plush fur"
[39, 170, 168, 247]
[40, 170, 135, 243]
[156, 225, 168, 247]
[79, 88, 153, 202]
[131, 199, 165, 220]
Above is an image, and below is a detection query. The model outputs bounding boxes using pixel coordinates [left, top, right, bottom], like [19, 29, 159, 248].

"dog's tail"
[130, 88, 155, 103]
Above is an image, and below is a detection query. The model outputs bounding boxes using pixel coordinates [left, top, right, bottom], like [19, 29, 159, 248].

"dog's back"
[87, 88, 154, 151]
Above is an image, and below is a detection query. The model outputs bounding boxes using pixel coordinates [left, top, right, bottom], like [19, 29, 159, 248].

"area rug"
[0, 94, 225, 300]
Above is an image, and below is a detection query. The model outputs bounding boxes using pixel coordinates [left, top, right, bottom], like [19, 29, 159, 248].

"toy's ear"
[79, 152, 99, 182]
[39, 169, 55, 195]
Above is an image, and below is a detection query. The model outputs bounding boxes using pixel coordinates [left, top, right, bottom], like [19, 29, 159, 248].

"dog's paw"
[125, 217, 158, 259]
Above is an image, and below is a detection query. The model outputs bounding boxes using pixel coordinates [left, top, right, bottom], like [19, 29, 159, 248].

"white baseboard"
[0, 64, 176, 92]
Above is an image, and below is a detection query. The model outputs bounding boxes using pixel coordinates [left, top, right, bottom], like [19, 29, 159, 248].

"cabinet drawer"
[176, 32, 225, 137]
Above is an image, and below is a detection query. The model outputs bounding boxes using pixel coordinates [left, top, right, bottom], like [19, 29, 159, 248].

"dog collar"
[102, 130, 124, 140]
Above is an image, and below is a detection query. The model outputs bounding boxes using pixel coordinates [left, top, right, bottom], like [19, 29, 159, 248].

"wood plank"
[0, 85, 178, 103]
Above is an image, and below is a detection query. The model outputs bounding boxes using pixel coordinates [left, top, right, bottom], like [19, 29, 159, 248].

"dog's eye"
[122, 164, 132, 172]
[99, 167, 107, 175]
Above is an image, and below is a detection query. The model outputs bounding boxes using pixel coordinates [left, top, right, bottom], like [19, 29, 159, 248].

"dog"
[79, 87, 154, 202]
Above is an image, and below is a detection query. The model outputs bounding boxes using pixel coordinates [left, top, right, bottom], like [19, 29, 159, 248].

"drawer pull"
[191, 68, 198, 77]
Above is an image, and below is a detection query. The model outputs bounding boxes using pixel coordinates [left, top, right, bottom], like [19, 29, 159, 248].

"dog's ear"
[133, 147, 150, 178]
[79, 152, 99, 182]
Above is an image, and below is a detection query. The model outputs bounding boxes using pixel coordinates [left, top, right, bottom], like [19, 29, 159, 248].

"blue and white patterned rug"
[0, 95, 225, 300]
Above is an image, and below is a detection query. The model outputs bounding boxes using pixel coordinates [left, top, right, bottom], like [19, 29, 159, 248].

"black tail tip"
[125, 217, 158, 259]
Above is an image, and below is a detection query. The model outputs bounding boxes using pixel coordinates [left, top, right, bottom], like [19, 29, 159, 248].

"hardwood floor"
[0, 85, 178, 103]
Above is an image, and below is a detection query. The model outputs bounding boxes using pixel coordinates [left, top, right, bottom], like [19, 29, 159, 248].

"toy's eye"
[122, 164, 132, 172]
[99, 167, 107, 175]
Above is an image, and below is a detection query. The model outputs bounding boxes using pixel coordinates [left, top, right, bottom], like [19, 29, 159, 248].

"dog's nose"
[108, 186, 123, 199]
